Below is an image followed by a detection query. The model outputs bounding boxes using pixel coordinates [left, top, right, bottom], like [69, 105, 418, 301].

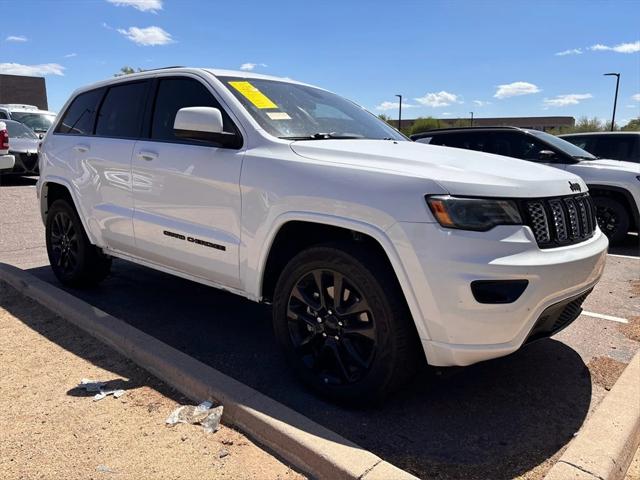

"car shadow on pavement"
[609, 233, 640, 258]
[0, 175, 38, 187]
[26, 261, 592, 480]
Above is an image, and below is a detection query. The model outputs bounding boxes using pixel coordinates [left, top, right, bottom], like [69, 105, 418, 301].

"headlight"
[426, 195, 522, 231]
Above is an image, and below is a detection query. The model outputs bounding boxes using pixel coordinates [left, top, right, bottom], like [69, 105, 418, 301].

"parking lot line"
[581, 310, 628, 324]
[607, 253, 639, 260]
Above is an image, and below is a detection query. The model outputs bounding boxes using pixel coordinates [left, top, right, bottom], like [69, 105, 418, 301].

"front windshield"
[219, 76, 405, 141]
[5, 121, 39, 139]
[528, 129, 597, 159]
[11, 112, 56, 132]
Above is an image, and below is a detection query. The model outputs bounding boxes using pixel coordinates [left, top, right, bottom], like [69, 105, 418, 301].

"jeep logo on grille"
[569, 181, 581, 192]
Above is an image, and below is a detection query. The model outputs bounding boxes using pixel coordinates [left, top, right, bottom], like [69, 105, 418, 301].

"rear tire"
[593, 196, 629, 245]
[45, 199, 111, 287]
[272, 243, 421, 405]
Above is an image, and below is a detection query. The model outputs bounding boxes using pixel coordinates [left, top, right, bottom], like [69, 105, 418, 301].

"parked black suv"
[560, 132, 639, 163]
[411, 127, 640, 244]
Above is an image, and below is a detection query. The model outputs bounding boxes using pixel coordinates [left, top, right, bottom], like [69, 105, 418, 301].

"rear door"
[89, 80, 150, 253]
[130, 75, 244, 288]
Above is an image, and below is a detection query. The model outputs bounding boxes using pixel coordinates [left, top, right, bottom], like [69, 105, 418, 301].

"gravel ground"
[0, 281, 304, 480]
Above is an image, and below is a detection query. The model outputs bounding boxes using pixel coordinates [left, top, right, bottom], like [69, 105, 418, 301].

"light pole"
[470, 111, 474, 127]
[604, 73, 620, 131]
[395, 94, 402, 132]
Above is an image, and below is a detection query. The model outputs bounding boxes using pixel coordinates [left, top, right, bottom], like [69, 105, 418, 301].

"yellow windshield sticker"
[266, 111, 291, 120]
[229, 81, 277, 109]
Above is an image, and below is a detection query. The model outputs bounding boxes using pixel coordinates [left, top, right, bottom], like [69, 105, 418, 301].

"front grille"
[522, 194, 596, 249]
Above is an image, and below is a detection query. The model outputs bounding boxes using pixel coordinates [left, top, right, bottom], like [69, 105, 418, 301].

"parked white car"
[37, 68, 608, 403]
[0, 104, 57, 136]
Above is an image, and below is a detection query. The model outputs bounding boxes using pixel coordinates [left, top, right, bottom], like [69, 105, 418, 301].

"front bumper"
[387, 221, 608, 367]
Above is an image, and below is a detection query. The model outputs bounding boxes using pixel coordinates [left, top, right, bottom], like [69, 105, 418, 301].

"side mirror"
[538, 150, 557, 160]
[173, 107, 241, 148]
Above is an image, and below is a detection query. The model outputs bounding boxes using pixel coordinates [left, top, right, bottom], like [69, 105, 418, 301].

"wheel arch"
[254, 213, 430, 342]
[588, 183, 639, 231]
[40, 178, 98, 245]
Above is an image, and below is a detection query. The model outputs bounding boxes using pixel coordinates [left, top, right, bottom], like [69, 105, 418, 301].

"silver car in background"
[0, 120, 39, 175]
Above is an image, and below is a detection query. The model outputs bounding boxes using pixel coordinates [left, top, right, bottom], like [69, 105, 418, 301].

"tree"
[621, 118, 640, 131]
[114, 66, 143, 77]
[409, 117, 443, 135]
[548, 116, 606, 135]
[377, 113, 391, 122]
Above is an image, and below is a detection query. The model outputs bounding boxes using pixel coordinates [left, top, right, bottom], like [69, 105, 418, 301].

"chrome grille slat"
[524, 194, 595, 249]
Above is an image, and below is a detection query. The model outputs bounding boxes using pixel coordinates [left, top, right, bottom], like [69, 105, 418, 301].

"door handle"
[137, 151, 158, 161]
[73, 144, 90, 153]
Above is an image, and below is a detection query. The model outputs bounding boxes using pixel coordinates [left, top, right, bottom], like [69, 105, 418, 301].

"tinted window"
[430, 132, 491, 152]
[151, 78, 235, 142]
[592, 135, 636, 161]
[563, 135, 590, 150]
[55, 88, 104, 135]
[0, 112, 8, 119]
[95, 82, 148, 138]
[489, 132, 553, 161]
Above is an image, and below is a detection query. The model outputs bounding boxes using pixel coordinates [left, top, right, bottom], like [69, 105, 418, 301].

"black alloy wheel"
[286, 268, 377, 386]
[49, 210, 79, 275]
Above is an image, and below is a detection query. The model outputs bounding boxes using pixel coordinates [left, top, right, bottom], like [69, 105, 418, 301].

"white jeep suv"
[37, 68, 608, 403]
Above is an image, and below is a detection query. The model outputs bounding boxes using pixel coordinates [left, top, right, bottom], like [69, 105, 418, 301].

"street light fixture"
[470, 111, 474, 127]
[395, 94, 402, 132]
[604, 73, 620, 131]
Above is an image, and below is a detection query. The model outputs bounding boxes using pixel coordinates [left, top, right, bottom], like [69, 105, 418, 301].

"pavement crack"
[558, 460, 605, 480]
[358, 459, 382, 480]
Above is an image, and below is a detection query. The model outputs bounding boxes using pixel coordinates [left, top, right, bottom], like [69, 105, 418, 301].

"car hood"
[8, 137, 38, 154]
[290, 140, 586, 198]
[574, 158, 640, 174]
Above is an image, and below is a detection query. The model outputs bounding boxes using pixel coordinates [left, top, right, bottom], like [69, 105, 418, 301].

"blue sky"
[2, 0, 639, 125]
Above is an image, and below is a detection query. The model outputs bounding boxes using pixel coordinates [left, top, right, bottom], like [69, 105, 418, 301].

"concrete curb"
[544, 350, 640, 480]
[0, 263, 418, 480]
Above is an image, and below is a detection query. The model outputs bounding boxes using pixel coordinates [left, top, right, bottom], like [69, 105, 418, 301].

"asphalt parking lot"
[1, 176, 639, 479]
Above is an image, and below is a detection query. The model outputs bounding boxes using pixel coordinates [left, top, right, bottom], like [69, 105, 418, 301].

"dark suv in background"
[560, 132, 639, 163]
[412, 127, 640, 244]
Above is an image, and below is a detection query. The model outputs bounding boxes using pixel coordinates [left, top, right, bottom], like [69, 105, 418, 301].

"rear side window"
[430, 133, 490, 152]
[55, 88, 104, 135]
[592, 135, 636, 161]
[95, 82, 148, 138]
[0, 111, 8, 119]
[150, 77, 235, 143]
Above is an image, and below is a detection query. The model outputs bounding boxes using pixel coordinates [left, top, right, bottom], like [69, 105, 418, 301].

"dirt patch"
[587, 356, 628, 391]
[620, 316, 640, 343]
[0, 281, 304, 480]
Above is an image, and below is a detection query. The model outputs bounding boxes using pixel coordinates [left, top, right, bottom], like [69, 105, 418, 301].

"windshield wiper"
[280, 132, 364, 140]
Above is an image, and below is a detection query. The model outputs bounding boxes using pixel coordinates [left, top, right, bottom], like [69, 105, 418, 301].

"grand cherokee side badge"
[569, 181, 581, 192]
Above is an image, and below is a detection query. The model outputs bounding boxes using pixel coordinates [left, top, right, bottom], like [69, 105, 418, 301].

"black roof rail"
[410, 126, 524, 138]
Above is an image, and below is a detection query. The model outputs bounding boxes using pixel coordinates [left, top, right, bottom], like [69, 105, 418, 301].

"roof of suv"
[410, 126, 527, 140]
[70, 67, 314, 96]
[559, 131, 640, 137]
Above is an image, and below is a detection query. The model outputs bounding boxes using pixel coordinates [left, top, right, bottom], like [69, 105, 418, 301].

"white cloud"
[240, 62, 267, 71]
[543, 93, 592, 108]
[64, 53, 77, 58]
[6, 35, 27, 42]
[632, 93, 640, 102]
[494, 81, 541, 99]
[441, 112, 452, 116]
[473, 100, 491, 107]
[117, 26, 174, 46]
[555, 48, 582, 56]
[375, 101, 416, 111]
[0, 63, 65, 76]
[414, 91, 460, 107]
[106, 0, 162, 12]
[589, 41, 640, 53]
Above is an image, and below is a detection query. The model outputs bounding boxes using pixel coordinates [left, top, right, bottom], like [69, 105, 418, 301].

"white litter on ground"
[78, 379, 126, 401]
[166, 400, 223, 433]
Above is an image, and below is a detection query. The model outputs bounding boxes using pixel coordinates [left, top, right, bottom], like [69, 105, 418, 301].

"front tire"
[593, 196, 629, 245]
[272, 244, 420, 405]
[45, 199, 111, 287]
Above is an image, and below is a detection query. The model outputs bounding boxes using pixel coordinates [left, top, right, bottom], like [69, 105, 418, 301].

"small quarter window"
[55, 88, 104, 135]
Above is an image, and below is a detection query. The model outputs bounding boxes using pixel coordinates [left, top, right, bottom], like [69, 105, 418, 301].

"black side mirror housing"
[174, 129, 243, 149]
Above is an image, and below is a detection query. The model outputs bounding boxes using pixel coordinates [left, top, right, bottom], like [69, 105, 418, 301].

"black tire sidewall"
[45, 200, 93, 285]
[272, 246, 410, 403]
[593, 196, 629, 244]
